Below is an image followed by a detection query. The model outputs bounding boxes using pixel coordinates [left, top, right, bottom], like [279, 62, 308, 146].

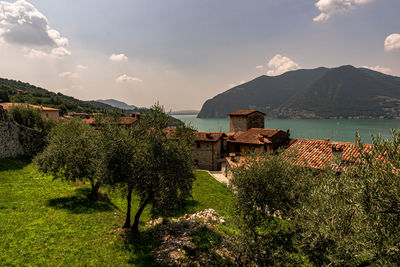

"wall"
[247, 113, 264, 129]
[0, 107, 44, 159]
[42, 110, 59, 120]
[192, 139, 223, 170]
[229, 112, 265, 132]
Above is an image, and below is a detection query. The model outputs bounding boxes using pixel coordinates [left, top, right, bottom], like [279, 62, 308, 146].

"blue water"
[173, 115, 400, 143]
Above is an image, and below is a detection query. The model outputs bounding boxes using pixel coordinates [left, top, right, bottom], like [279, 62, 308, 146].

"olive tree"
[131, 104, 195, 233]
[295, 130, 400, 266]
[229, 151, 315, 265]
[33, 119, 102, 198]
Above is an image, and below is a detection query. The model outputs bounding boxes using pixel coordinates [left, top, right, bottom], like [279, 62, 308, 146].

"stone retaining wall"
[0, 106, 44, 159]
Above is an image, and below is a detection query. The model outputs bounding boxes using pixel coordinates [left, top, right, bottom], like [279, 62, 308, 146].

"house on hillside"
[82, 117, 138, 127]
[0, 102, 60, 120]
[226, 128, 290, 154]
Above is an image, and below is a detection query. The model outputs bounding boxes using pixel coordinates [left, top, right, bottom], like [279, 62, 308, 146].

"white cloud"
[384, 34, 400, 52]
[313, 0, 375, 22]
[115, 74, 142, 83]
[266, 54, 300, 76]
[109, 53, 128, 62]
[77, 65, 88, 70]
[58, 72, 79, 79]
[362, 65, 392, 75]
[0, 0, 70, 57]
[255, 65, 264, 69]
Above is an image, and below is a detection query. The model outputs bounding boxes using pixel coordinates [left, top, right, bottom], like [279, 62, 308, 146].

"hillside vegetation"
[0, 78, 115, 114]
[198, 65, 400, 119]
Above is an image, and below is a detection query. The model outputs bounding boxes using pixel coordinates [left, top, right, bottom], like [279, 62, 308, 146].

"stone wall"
[0, 107, 44, 159]
[229, 112, 265, 132]
[192, 140, 223, 171]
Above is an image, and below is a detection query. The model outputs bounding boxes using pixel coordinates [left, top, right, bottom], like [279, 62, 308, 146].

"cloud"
[77, 65, 88, 70]
[384, 34, 400, 52]
[313, 0, 375, 22]
[255, 65, 264, 69]
[109, 53, 128, 62]
[266, 54, 300, 76]
[115, 74, 142, 83]
[58, 72, 79, 79]
[362, 65, 392, 75]
[0, 0, 70, 57]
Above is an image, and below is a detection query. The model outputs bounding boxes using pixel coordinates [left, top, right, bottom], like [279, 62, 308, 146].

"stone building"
[0, 106, 44, 159]
[226, 128, 290, 154]
[0, 103, 60, 120]
[193, 132, 226, 171]
[229, 110, 265, 132]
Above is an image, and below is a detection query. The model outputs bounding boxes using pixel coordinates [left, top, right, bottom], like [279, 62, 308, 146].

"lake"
[172, 115, 400, 143]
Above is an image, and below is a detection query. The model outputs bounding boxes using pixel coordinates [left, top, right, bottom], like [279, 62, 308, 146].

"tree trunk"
[132, 195, 151, 234]
[89, 180, 101, 198]
[123, 183, 133, 228]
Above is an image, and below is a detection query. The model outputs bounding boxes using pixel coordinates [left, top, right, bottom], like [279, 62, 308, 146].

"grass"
[0, 158, 234, 266]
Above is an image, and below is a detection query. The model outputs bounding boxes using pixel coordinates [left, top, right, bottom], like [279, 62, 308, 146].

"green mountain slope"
[0, 78, 115, 114]
[197, 65, 400, 119]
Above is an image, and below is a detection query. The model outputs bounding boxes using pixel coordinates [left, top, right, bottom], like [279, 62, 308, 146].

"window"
[196, 142, 201, 148]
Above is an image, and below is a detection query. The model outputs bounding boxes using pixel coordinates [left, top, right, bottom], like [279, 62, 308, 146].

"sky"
[0, 0, 399, 110]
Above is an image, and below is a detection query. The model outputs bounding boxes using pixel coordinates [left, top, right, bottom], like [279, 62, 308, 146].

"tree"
[131, 103, 195, 233]
[33, 119, 102, 198]
[99, 123, 143, 228]
[8, 105, 57, 135]
[229, 151, 315, 265]
[295, 130, 400, 265]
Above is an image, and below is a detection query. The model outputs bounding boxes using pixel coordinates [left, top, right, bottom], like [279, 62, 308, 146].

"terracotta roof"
[195, 132, 226, 142]
[118, 117, 138, 125]
[0, 102, 59, 111]
[82, 117, 137, 125]
[227, 128, 285, 145]
[229, 110, 265, 116]
[286, 139, 372, 170]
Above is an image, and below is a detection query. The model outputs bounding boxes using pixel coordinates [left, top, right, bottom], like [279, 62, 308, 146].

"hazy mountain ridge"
[197, 65, 400, 119]
[97, 99, 137, 110]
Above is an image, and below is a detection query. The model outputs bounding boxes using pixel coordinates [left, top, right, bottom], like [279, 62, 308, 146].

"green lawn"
[0, 158, 233, 266]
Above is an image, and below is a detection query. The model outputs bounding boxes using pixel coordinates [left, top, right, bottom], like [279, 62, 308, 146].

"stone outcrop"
[0, 106, 44, 159]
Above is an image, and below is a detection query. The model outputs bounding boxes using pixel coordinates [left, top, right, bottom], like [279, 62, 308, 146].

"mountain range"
[197, 65, 400, 119]
[97, 99, 137, 110]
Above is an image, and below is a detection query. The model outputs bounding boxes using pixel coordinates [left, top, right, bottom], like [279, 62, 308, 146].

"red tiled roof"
[0, 102, 59, 111]
[82, 117, 137, 125]
[195, 132, 226, 142]
[229, 110, 265, 116]
[118, 117, 138, 125]
[227, 128, 284, 145]
[286, 139, 372, 170]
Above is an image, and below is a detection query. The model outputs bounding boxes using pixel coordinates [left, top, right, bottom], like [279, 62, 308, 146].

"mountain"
[97, 99, 137, 110]
[0, 78, 115, 114]
[197, 65, 400, 119]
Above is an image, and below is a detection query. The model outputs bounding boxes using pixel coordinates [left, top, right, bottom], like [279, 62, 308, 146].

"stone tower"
[229, 110, 265, 132]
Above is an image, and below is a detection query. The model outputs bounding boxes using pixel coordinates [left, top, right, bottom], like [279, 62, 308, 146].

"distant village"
[1, 102, 367, 180]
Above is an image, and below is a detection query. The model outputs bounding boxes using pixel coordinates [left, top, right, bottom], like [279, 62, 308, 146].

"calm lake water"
[172, 115, 400, 143]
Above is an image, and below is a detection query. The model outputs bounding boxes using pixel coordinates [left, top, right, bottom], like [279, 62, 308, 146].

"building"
[82, 117, 138, 126]
[286, 138, 372, 172]
[68, 112, 90, 119]
[193, 132, 227, 171]
[226, 128, 290, 154]
[0, 102, 60, 120]
[229, 110, 265, 132]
